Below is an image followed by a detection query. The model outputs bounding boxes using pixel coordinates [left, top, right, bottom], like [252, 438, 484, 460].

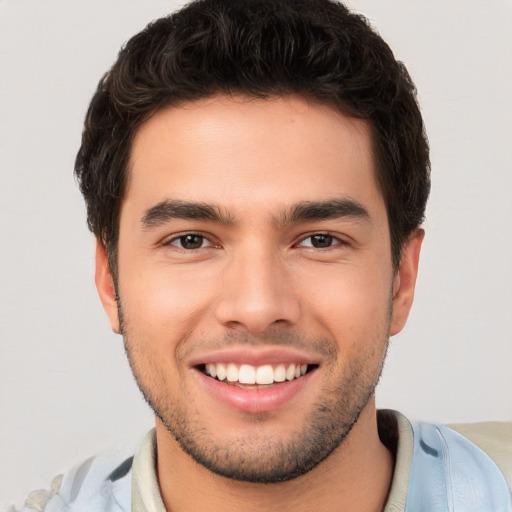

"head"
[76, 0, 430, 485]
[75, 0, 430, 283]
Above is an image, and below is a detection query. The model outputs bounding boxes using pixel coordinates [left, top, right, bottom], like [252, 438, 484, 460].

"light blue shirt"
[10, 411, 512, 512]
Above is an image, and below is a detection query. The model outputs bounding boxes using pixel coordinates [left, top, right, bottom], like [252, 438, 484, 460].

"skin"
[96, 94, 423, 512]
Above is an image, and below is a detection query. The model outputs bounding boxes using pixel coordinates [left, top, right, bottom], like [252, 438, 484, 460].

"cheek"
[119, 261, 218, 337]
[298, 262, 392, 344]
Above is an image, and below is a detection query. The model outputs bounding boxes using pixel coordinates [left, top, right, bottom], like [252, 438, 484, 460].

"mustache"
[179, 329, 338, 360]
[117, 298, 338, 360]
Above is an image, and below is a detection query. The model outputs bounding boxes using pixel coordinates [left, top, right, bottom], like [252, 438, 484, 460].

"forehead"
[126, 94, 384, 221]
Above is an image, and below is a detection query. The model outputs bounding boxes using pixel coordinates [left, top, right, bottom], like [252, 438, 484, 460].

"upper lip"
[188, 346, 321, 368]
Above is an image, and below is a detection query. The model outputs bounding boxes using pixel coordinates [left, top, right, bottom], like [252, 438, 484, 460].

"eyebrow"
[141, 199, 234, 228]
[277, 199, 370, 226]
[141, 197, 370, 229]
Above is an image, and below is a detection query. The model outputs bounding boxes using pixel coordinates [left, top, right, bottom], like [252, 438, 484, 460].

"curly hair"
[75, 0, 430, 280]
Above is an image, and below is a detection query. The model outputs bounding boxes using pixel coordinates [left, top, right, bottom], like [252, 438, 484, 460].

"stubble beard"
[118, 301, 391, 484]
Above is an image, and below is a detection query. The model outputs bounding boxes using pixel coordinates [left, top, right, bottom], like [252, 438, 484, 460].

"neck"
[155, 402, 394, 512]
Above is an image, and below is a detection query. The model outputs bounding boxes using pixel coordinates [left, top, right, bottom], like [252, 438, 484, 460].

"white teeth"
[274, 364, 286, 382]
[226, 363, 238, 382]
[256, 365, 274, 385]
[239, 364, 256, 384]
[206, 364, 216, 378]
[204, 362, 312, 384]
[216, 363, 227, 381]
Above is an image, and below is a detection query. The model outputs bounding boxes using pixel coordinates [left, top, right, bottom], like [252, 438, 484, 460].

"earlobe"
[389, 229, 424, 336]
[95, 239, 121, 334]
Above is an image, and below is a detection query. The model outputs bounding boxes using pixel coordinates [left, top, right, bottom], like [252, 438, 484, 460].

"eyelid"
[162, 231, 219, 249]
[295, 232, 349, 248]
[159, 231, 349, 250]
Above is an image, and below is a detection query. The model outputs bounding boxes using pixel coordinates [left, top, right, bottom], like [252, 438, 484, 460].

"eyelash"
[163, 232, 347, 251]
[295, 233, 347, 249]
[164, 233, 216, 250]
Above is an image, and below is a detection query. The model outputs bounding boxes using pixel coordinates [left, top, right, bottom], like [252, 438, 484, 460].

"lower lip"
[193, 368, 316, 413]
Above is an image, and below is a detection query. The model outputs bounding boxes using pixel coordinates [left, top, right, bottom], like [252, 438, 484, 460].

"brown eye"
[183, 235, 204, 249]
[169, 234, 208, 249]
[310, 234, 333, 248]
[297, 234, 337, 249]
[296, 233, 350, 250]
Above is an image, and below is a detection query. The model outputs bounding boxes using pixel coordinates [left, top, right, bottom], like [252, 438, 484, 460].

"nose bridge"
[214, 240, 300, 332]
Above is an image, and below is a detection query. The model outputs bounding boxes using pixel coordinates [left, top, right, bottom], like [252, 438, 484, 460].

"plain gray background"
[1, 0, 511, 508]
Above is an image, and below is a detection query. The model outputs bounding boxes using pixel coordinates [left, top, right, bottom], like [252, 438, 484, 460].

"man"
[11, 0, 511, 511]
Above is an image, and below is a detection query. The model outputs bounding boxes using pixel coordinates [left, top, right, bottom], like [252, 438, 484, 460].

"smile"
[194, 362, 318, 412]
[202, 362, 316, 386]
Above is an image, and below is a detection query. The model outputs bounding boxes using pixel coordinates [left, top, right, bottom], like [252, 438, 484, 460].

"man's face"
[97, 95, 419, 482]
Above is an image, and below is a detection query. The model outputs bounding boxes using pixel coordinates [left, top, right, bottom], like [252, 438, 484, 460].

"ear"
[389, 228, 424, 336]
[95, 239, 120, 334]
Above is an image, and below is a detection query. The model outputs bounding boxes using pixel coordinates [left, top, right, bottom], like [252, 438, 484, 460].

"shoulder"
[447, 421, 512, 491]
[8, 440, 140, 512]
[407, 419, 512, 510]
[380, 411, 512, 511]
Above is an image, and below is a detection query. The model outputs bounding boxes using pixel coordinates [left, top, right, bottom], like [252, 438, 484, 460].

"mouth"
[198, 362, 318, 388]
[190, 348, 321, 413]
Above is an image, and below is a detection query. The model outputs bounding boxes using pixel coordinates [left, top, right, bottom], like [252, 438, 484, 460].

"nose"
[214, 247, 301, 334]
